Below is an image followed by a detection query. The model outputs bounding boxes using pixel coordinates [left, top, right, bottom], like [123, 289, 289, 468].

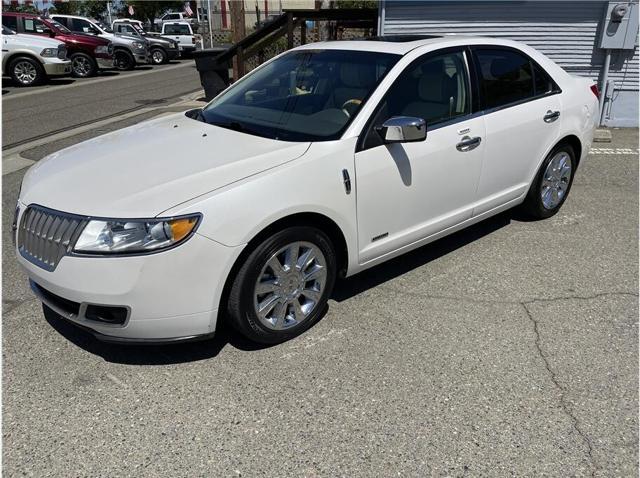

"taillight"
[590, 84, 600, 99]
[192, 37, 196, 44]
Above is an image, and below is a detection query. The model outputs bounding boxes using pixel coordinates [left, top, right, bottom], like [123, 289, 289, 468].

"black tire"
[227, 226, 337, 344]
[114, 49, 135, 71]
[70, 52, 97, 78]
[150, 47, 168, 65]
[9, 56, 45, 86]
[521, 143, 577, 219]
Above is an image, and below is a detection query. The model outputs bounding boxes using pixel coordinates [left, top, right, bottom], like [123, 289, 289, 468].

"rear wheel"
[521, 143, 576, 219]
[227, 226, 337, 344]
[114, 50, 135, 71]
[70, 53, 97, 78]
[9, 56, 44, 86]
[150, 48, 167, 65]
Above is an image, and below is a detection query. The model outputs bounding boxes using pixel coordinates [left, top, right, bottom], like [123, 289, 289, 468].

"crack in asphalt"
[521, 301, 599, 478]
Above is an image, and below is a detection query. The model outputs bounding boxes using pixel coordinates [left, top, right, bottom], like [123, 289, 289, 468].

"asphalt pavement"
[1, 66, 638, 477]
[2, 59, 201, 148]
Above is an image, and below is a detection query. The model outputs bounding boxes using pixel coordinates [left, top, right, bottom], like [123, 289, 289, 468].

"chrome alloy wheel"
[541, 152, 572, 210]
[72, 56, 91, 77]
[151, 50, 164, 64]
[253, 241, 327, 330]
[14, 60, 37, 85]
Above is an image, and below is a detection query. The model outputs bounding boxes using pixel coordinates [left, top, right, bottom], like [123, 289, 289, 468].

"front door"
[355, 49, 486, 264]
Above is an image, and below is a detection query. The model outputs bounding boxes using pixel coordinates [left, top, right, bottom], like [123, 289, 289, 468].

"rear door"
[470, 46, 562, 215]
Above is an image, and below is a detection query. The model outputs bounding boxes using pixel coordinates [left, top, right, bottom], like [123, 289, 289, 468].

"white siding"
[382, 1, 639, 92]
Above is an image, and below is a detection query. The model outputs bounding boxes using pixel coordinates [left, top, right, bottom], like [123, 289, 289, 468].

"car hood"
[21, 112, 311, 217]
[12, 33, 63, 48]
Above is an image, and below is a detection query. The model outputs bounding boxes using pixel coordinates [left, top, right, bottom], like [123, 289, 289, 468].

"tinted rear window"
[164, 24, 190, 35]
[474, 48, 535, 109]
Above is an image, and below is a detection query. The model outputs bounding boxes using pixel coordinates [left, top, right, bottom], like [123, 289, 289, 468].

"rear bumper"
[43, 60, 72, 76]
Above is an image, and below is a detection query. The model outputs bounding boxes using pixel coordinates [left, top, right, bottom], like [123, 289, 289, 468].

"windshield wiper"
[210, 120, 269, 139]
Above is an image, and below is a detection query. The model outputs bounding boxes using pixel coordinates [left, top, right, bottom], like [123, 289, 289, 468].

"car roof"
[293, 35, 523, 55]
[49, 14, 93, 20]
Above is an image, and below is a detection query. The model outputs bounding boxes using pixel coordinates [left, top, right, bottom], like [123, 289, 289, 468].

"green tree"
[4, 3, 38, 13]
[80, 1, 109, 19]
[49, 1, 83, 15]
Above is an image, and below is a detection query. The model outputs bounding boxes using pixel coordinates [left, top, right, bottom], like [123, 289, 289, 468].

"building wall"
[380, 0, 639, 127]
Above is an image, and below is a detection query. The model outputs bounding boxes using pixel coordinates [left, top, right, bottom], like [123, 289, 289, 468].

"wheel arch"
[216, 212, 349, 316]
[556, 134, 582, 166]
[5, 52, 44, 69]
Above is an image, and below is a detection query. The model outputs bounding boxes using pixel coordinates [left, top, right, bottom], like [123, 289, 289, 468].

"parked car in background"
[50, 15, 148, 70]
[14, 37, 598, 345]
[161, 22, 197, 55]
[2, 12, 113, 77]
[111, 19, 179, 65]
[1, 26, 71, 86]
[153, 12, 195, 30]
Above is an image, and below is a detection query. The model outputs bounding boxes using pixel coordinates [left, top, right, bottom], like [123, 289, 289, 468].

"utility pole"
[230, 0, 246, 80]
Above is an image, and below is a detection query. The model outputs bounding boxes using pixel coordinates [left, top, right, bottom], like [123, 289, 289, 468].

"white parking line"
[3, 61, 194, 101]
[590, 148, 639, 155]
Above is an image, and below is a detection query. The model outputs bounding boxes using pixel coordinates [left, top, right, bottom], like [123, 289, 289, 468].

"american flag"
[184, 2, 193, 17]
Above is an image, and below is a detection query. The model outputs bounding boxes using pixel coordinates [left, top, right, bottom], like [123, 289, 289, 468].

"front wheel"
[227, 227, 337, 344]
[70, 53, 97, 78]
[9, 56, 45, 86]
[114, 50, 135, 71]
[521, 143, 576, 219]
[150, 48, 167, 64]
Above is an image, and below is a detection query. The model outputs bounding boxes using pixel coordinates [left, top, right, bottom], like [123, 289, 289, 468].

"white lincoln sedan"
[15, 36, 598, 345]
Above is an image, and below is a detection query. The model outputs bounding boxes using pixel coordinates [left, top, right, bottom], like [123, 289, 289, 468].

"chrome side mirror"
[376, 116, 426, 143]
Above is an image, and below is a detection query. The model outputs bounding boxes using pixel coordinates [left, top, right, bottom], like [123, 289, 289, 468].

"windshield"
[200, 49, 400, 142]
[47, 19, 70, 33]
[95, 21, 112, 33]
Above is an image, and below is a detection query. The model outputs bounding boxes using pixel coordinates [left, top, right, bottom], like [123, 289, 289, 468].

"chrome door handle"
[543, 110, 561, 123]
[456, 136, 482, 152]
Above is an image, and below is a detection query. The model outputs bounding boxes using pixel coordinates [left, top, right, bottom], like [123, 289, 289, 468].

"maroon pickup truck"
[2, 12, 113, 77]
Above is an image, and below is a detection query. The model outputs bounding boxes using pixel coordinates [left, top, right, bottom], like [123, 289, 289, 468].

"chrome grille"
[18, 206, 87, 271]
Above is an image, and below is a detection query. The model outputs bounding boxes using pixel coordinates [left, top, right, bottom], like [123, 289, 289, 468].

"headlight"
[132, 41, 144, 50]
[73, 215, 201, 254]
[40, 48, 58, 57]
[95, 45, 109, 55]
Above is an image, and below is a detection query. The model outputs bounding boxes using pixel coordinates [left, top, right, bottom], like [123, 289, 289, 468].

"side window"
[2, 15, 18, 31]
[362, 50, 471, 150]
[71, 18, 91, 33]
[474, 48, 534, 109]
[533, 62, 556, 96]
[24, 18, 48, 34]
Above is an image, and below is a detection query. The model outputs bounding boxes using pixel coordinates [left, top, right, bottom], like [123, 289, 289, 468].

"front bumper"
[167, 48, 180, 60]
[96, 57, 115, 70]
[134, 52, 149, 64]
[16, 210, 244, 342]
[43, 59, 72, 76]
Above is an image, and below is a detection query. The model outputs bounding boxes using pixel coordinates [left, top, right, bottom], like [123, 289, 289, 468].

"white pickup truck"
[160, 22, 196, 55]
[1, 25, 71, 86]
